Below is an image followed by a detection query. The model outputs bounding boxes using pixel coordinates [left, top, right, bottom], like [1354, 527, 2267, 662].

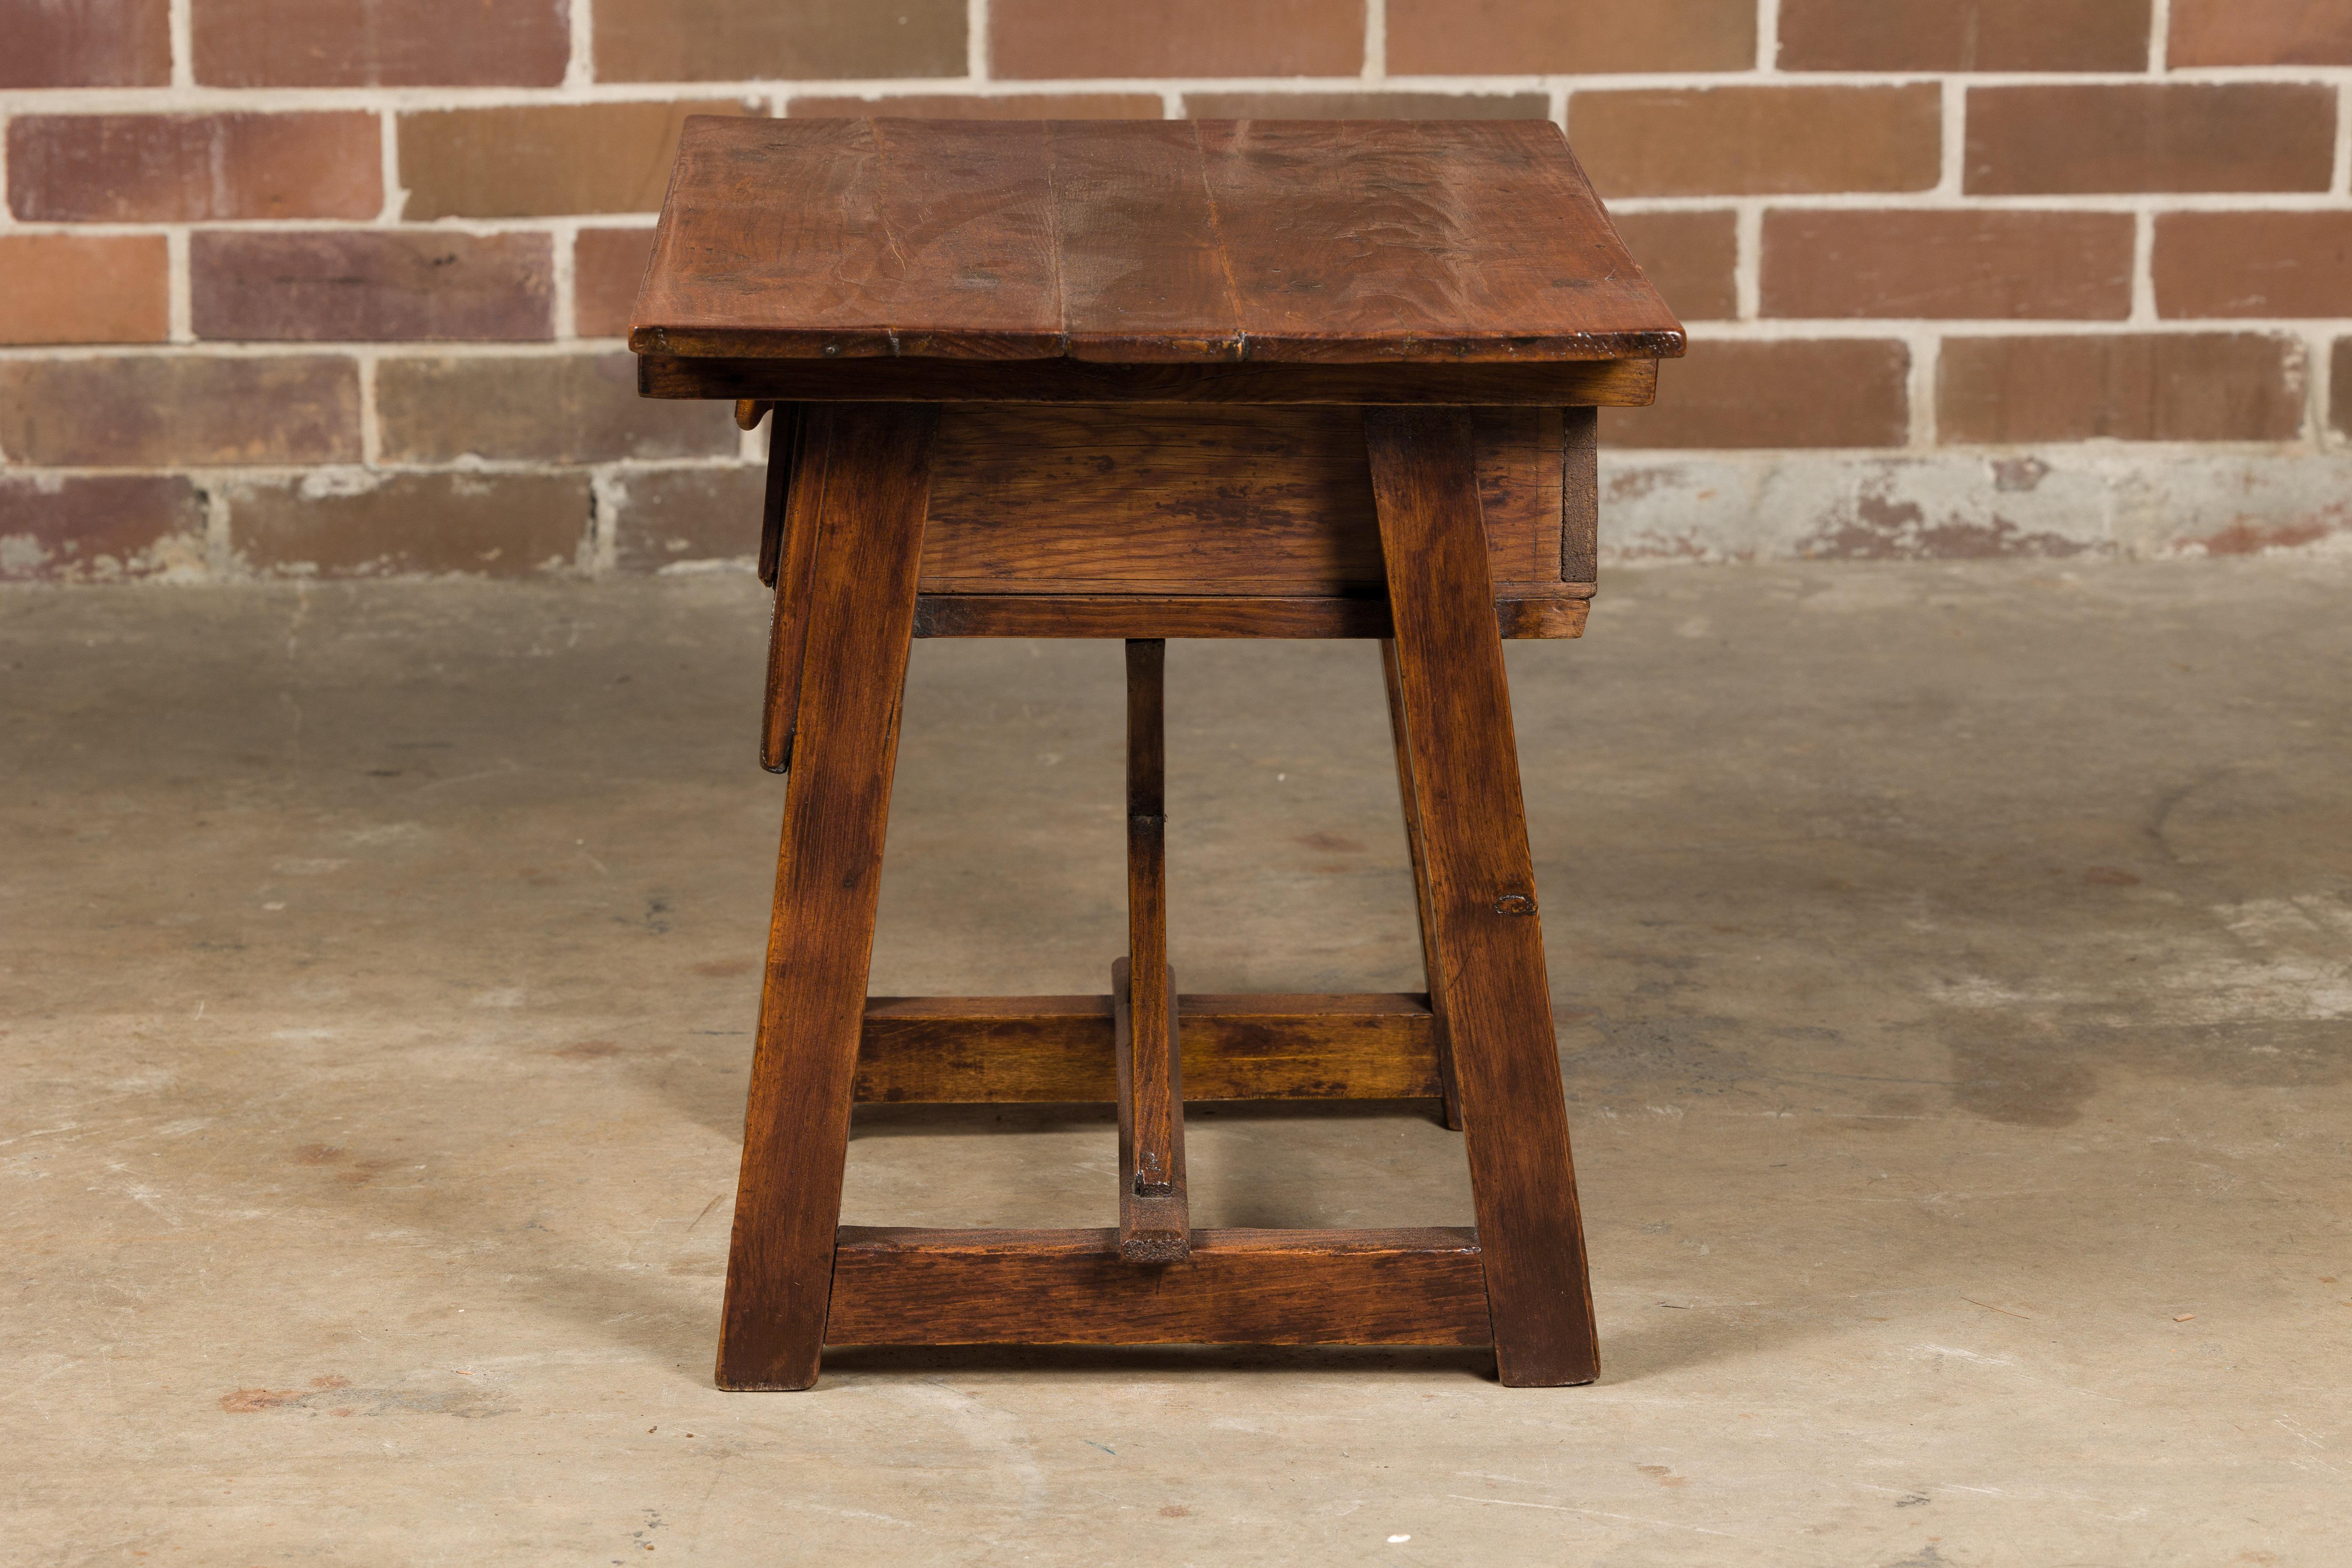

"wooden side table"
[632, 116, 1684, 1390]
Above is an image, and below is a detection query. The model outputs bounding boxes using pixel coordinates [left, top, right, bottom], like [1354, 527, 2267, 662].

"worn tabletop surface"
[630, 117, 1684, 365]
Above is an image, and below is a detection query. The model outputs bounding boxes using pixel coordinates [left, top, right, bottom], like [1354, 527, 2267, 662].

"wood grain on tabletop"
[631, 117, 1684, 364]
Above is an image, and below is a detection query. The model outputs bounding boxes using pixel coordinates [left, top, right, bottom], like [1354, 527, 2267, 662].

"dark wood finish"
[638, 352, 1659, 409]
[756, 404, 824, 773]
[1562, 406, 1600, 587]
[911, 594, 1588, 641]
[824, 1227, 1493, 1346]
[716, 401, 940, 1392]
[918, 405, 1565, 599]
[1382, 639, 1464, 1132]
[634, 118, 1683, 365]
[1115, 637, 1187, 1262]
[855, 992, 1441, 1103]
[1367, 405, 1599, 1388]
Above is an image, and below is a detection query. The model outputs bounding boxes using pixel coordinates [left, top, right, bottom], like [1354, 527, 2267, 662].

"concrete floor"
[5, 560, 2350, 1565]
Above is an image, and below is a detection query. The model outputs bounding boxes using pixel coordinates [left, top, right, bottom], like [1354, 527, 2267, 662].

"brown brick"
[576, 228, 658, 339]
[375, 353, 739, 463]
[1605, 339, 1912, 448]
[0, 236, 170, 345]
[7, 113, 382, 223]
[1611, 211, 1737, 322]
[2335, 339, 2352, 438]
[2171, 0, 2352, 64]
[0, 0, 169, 86]
[2155, 213, 2352, 318]
[230, 473, 590, 579]
[1182, 91, 1550, 119]
[191, 232, 553, 343]
[612, 466, 770, 573]
[0, 356, 360, 466]
[1388, 0, 1755, 74]
[1779, 0, 2151, 71]
[1966, 85, 2337, 195]
[992, 0, 1363, 78]
[0, 476, 205, 583]
[398, 102, 751, 220]
[1763, 211, 2135, 320]
[1570, 87, 1941, 198]
[193, 0, 570, 86]
[787, 93, 1164, 120]
[597, 0, 964, 80]
[1939, 334, 2303, 442]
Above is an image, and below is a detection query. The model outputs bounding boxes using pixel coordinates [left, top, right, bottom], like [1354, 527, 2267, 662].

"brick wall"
[3, 0, 2349, 581]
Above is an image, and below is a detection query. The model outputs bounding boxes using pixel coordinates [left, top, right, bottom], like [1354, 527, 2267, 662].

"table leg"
[1366, 405, 1599, 1388]
[716, 401, 940, 1391]
[1381, 638, 1465, 1131]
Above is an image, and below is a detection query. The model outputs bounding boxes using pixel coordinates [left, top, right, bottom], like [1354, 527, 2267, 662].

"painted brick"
[7, 113, 382, 223]
[0, 356, 360, 466]
[2171, 0, 2352, 65]
[1779, 0, 2151, 71]
[374, 353, 739, 463]
[1762, 211, 2135, 320]
[612, 466, 770, 573]
[398, 102, 751, 220]
[787, 93, 1164, 119]
[1571, 87, 1942, 197]
[1182, 92, 1550, 119]
[576, 228, 658, 339]
[191, 232, 554, 343]
[1387, 0, 1755, 73]
[1611, 211, 1738, 322]
[1939, 334, 2304, 443]
[0, 235, 171, 345]
[231, 473, 589, 578]
[2336, 340, 2352, 438]
[1605, 339, 1913, 448]
[596, 0, 964, 81]
[0, 0, 170, 87]
[2154, 213, 2352, 318]
[1966, 85, 2337, 195]
[192, 0, 570, 87]
[0, 476, 205, 583]
[991, 0, 1363, 79]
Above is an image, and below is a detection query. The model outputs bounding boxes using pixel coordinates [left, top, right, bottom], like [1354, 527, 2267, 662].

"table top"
[630, 117, 1684, 367]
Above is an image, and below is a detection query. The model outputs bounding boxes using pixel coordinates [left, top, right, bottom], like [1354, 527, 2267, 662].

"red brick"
[576, 228, 658, 339]
[0, 236, 170, 345]
[1571, 87, 1942, 198]
[612, 466, 770, 573]
[1605, 338, 1913, 448]
[0, 0, 169, 86]
[1938, 334, 2303, 442]
[192, 0, 570, 86]
[597, 0, 965, 80]
[1388, 0, 1755, 74]
[787, 94, 1164, 120]
[1780, 0, 2151, 71]
[398, 102, 752, 220]
[0, 356, 360, 466]
[992, 0, 1363, 78]
[230, 473, 590, 579]
[2155, 213, 2352, 318]
[1763, 211, 2135, 320]
[1181, 91, 1550, 119]
[191, 233, 553, 344]
[374, 353, 739, 463]
[0, 476, 205, 583]
[7, 113, 382, 223]
[1611, 211, 1738, 322]
[1966, 85, 2337, 195]
[2171, 0, 2352, 65]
